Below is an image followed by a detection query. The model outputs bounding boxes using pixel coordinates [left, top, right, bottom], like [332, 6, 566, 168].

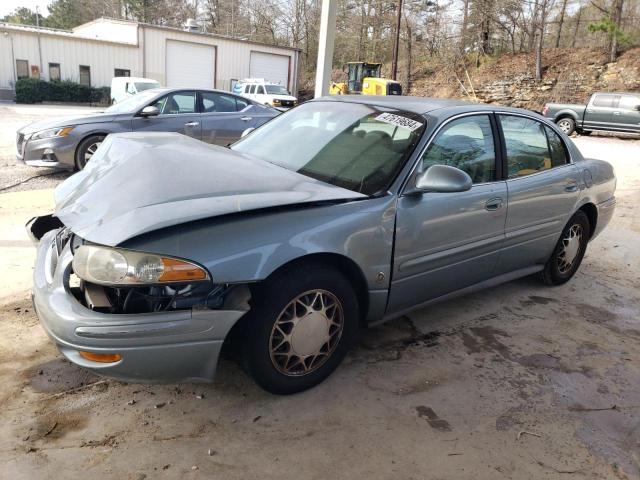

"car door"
[583, 94, 620, 130]
[199, 91, 256, 146]
[494, 114, 580, 275]
[131, 90, 201, 140]
[387, 113, 508, 315]
[615, 95, 640, 133]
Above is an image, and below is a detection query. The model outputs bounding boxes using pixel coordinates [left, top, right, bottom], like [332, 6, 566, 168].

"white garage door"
[166, 40, 215, 89]
[249, 52, 289, 88]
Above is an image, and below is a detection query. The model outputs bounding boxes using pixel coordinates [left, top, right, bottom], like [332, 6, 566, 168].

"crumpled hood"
[20, 113, 115, 135]
[54, 132, 366, 246]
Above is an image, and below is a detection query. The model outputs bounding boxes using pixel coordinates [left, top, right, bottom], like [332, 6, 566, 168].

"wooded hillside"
[3, 0, 639, 100]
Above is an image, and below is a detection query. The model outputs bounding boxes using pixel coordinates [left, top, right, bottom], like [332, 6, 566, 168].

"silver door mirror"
[140, 106, 160, 117]
[241, 127, 255, 138]
[412, 165, 473, 193]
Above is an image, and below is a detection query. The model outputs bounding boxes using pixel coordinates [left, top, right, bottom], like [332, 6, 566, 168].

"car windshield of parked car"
[265, 85, 290, 95]
[232, 101, 425, 195]
[135, 82, 159, 92]
[104, 90, 161, 113]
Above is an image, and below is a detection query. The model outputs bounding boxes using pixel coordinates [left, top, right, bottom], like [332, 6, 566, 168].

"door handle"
[612, 111, 621, 115]
[184, 121, 199, 127]
[484, 197, 503, 211]
[241, 116, 253, 121]
[564, 181, 579, 192]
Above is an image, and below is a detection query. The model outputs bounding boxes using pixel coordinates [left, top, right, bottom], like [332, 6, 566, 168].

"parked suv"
[234, 79, 298, 109]
[542, 92, 640, 135]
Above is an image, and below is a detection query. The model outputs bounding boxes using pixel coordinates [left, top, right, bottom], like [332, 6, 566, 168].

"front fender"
[119, 196, 398, 292]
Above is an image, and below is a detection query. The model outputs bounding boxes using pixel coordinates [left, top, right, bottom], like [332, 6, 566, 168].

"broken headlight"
[72, 245, 209, 286]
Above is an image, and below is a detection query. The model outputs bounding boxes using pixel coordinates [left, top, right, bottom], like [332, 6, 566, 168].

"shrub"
[15, 78, 110, 105]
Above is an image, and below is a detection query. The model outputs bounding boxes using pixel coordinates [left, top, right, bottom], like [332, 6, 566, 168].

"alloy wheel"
[269, 289, 344, 376]
[84, 141, 102, 163]
[557, 120, 572, 134]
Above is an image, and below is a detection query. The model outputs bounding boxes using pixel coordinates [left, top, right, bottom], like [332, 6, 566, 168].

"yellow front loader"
[330, 62, 402, 96]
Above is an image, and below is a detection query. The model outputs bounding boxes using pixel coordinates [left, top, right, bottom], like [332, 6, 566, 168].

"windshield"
[105, 90, 160, 113]
[232, 101, 425, 195]
[265, 85, 290, 95]
[135, 82, 160, 92]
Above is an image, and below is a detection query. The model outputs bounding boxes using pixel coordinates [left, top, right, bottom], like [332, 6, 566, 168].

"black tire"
[556, 117, 576, 136]
[541, 211, 590, 286]
[241, 263, 359, 395]
[75, 134, 106, 170]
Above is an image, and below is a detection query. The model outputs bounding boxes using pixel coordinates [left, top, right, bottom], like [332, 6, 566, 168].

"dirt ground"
[0, 104, 639, 480]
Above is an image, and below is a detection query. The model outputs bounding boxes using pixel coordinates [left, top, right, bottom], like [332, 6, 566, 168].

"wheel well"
[75, 133, 108, 158]
[264, 253, 370, 325]
[579, 203, 598, 238]
[556, 114, 575, 123]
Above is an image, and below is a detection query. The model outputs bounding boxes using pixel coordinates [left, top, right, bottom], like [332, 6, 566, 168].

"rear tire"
[75, 134, 106, 170]
[541, 211, 590, 286]
[241, 263, 359, 394]
[556, 117, 576, 135]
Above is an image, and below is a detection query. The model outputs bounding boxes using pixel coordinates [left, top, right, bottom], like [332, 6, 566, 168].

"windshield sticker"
[375, 113, 423, 132]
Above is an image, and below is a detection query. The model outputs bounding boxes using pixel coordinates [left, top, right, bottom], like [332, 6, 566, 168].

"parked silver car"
[28, 97, 616, 394]
[16, 88, 278, 170]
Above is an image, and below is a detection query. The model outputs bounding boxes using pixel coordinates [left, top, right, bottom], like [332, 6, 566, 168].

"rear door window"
[499, 115, 567, 178]
[619, 95, 640, 110]
[201, 92, 238, 113]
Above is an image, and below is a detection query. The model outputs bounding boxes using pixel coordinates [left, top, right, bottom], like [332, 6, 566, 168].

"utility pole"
[35, 6, 44, 79]
[391, 0, 403, 81]
[314, 0, 337, 98]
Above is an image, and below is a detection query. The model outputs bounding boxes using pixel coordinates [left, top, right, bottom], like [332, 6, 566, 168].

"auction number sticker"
[375, 112, 423, 132]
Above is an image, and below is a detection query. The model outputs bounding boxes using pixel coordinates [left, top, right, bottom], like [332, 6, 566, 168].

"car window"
[545, 126, 569, 167]
[592, 94, 618, 108]
[249, 85, 256, 94]
[619, 95, 640, 110]
[421, 115, 496, 184]
[500, 115, 558, 178]
[201, 92, 238, 113]
[244, 85, 251, 93]
[236, 97, 251, 111]
[153, 92, 196, 115]
[257, 86, 266, 94]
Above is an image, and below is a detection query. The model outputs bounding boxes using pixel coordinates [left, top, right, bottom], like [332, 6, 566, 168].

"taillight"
[542, 105, 549, 116]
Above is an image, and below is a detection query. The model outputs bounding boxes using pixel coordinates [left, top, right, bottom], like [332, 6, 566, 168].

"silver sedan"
[16, 88, 278, 170]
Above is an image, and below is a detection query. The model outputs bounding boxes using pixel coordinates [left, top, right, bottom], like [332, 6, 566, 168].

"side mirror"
[241, 127, 255, 138]
[634, 105, 640, 111]
[140, 106, 159, 117]
[411, 165, 473, 194]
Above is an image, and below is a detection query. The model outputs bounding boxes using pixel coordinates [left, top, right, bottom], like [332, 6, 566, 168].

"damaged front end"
[28, 215, 251, 383]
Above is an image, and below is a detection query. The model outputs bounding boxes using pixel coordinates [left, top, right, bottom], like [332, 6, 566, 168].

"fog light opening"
[79, 351, 122, 363]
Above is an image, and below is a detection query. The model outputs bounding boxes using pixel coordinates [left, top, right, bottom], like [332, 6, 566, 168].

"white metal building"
[0, 18, 300, 100]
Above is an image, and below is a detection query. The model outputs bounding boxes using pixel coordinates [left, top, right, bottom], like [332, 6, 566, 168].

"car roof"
[147, 87, 243, 95]
[312, 95, 539, 116]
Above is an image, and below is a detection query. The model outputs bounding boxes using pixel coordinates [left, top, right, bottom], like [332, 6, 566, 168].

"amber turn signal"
[159, 257, 208, 282]
[79, 351, 122, 363]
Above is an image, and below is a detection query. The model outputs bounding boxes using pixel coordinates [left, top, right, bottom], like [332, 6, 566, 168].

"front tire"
[556, 117, 576, 135]
[242, 263, 359, 394]
[75, 134, 106, 170]
[541, 211, 590, 286]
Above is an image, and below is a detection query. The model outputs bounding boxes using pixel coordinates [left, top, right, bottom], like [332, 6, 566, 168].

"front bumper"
[16, 132, 76, 169]
[32, 229, 247, 383]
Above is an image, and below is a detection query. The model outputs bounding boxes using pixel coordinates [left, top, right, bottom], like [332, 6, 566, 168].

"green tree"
[1, 7, 45, 26]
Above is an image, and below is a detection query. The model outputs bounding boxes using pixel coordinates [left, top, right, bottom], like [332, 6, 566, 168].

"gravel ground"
[0, 103, 639, 479]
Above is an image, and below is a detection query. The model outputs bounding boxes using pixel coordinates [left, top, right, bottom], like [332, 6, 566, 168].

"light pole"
[35, 6, 44, 78]
[391, 0, 403, 81]
[314, 0, 337, 98]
